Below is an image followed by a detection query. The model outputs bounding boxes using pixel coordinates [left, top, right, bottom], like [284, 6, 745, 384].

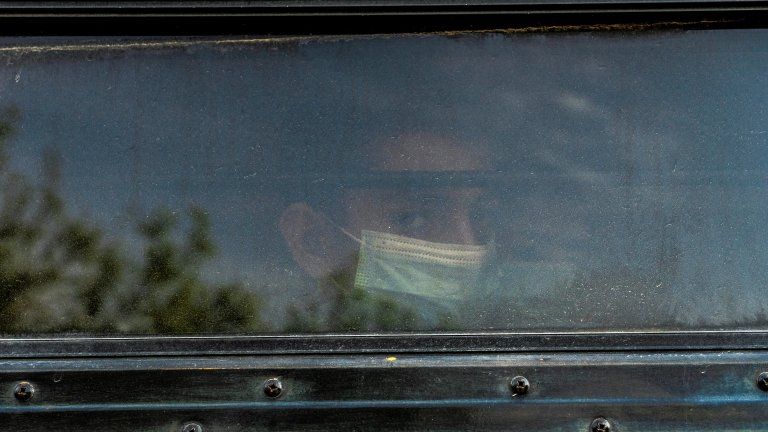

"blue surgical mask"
[346, 230, 490, 319]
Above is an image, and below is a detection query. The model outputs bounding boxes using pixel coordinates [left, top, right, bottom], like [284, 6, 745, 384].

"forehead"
[370, 132, 491, 172]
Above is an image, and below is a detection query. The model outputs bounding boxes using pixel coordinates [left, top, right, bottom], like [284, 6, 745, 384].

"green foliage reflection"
[0, 108, 423, 334]
[0, 108, 268, 334]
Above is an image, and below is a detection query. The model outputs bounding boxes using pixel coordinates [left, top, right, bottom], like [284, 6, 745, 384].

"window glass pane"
[0, 30, 766, 334]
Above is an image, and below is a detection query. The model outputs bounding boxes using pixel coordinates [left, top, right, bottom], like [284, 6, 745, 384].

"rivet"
[13, 381, 34, 402]
[263, 377, 283, 398]
[510, 375, 530, 396]
[180, 422, 203, 432]
[590, 417, 611, 432]
[757, 372, 768, 391]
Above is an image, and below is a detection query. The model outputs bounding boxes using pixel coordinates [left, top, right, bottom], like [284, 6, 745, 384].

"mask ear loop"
[317, 211, 363, 245]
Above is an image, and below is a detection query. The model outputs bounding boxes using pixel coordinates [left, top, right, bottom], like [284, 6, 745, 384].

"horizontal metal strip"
[1, 331, 767, 358]
[2, 396, 768, 414]
[0, 350, 766, 370]
[2, 1, 768, 13]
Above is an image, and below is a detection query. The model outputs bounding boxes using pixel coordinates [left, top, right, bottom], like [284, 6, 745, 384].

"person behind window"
[279, 131, 496, 331]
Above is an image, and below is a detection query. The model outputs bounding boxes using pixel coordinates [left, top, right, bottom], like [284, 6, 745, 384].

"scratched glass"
[0, 30, 766, 334]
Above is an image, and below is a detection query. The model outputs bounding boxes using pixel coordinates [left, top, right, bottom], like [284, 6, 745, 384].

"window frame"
[1, 0, 767, 358]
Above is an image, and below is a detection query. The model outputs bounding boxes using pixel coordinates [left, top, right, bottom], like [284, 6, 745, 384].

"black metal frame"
[0, 0, 767, 360]
[0, 0, 767, 35]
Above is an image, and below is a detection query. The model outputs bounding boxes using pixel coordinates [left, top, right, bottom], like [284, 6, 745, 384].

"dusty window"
[0, 30, 766, 334]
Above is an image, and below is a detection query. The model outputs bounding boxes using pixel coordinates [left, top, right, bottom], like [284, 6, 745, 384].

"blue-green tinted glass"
[0, 30, 766, 334]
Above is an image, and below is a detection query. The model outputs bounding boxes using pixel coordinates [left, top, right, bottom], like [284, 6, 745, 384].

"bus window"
[0, 30, 767, 334]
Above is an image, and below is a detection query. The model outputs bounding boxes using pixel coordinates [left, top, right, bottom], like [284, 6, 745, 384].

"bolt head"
[180, 422, 203, 432]
[13, 381, 34, 402]
[510, 376, 530, 395]
[758, 372, 768, 391]
[263, 378, 283, 398]
[590, 417, 611, 432]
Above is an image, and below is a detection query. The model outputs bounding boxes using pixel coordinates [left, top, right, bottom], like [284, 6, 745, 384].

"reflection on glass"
[0, 30, 767, 334]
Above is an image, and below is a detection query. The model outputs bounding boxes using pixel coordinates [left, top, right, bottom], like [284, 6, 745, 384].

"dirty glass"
[0, 30, 766, 335]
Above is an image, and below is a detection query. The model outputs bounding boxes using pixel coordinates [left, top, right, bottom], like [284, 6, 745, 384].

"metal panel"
[1, 351, 768, 430]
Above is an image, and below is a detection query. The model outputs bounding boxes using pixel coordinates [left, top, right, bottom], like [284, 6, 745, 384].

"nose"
[446, 207, 480, 245]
